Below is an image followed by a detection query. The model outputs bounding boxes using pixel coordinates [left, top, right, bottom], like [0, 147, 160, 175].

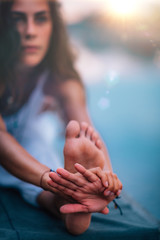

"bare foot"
[64, 120, 105, 173]
[39, 121, 120, 235]
[62, 120, 106, 235]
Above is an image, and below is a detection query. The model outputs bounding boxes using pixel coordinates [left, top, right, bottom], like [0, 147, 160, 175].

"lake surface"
[85, 60, 160, 220]
[68, 17, 160, 220]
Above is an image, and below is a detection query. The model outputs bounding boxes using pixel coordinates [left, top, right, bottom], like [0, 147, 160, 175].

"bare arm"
[59, 80, 112, 172]
[0, 114, 51, 188]
[0, 115, 108, 202]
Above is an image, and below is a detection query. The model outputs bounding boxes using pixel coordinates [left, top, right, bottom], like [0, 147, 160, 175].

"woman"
[0, 0, 122, 235]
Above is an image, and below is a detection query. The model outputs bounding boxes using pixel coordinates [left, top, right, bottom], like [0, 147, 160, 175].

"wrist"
[40, 168, 55, 190]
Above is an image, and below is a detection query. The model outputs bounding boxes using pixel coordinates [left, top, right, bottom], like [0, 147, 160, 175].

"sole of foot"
[64, 120, 105, 173]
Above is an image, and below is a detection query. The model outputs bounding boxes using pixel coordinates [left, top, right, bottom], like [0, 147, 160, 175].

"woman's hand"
[47, 163, 122, 214]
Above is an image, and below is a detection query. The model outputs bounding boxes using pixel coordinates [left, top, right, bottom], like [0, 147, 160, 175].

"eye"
[11, 13, 26, 24]
[35, 15, 48, 24]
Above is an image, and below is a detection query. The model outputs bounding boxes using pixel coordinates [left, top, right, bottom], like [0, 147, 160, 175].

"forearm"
[0, 129, 50, 187]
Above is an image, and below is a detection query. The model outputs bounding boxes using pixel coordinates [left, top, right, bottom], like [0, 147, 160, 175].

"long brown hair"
[0, 0, 82, 89]
[0, 0, 20, 87]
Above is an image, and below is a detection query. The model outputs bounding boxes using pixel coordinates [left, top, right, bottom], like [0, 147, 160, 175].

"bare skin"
[58, 80, 113, 172]
[64, 120, 105, 172]
[0, 0, 120, 235]
[38, 120, 122, 235]
[62, 120, 104, 234]
[63, 120, 104, 233]
[49, 164, 122, 214]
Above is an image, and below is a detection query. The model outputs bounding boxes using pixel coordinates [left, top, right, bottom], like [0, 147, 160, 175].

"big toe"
[65, 120, 80, 139]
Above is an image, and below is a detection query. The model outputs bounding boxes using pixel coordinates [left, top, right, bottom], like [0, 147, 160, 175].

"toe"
[95, 139, 102, 149]
[86, 126, 94, 140]
[91, 131, 98, 144]
[80, 122, 89, 137]
[65, 120, 80, 139]
[91, 130, 102, 149]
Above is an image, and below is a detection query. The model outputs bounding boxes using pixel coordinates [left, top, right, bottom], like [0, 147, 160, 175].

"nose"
[25, 18, 36, 39]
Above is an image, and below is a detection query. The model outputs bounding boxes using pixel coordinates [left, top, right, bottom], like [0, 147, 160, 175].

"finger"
[74, 163, 99, 183]
[49, 172, 77, 191]
[47, 181, 72, 200]
[113, 173, 119, 193]
[99, 207, 109, 215]
[48, 179, 76, 197]
[93, 169, 109, 188]
[48, 178, 86, 202]
[88, 167, 109, 188]
[52, 168, 85, 187]
[116, 179, 122, 196]
[60, 204, 88, 214]
[116, 190, 122, 196]
[46, 184, 63, 195]
[107, 172, 114, 192]
[118, 179, 123, 190]
[103, 189, 111, 196]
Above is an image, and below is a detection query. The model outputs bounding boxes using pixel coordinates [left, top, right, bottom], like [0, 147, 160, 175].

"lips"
[22, 46, 40, 53]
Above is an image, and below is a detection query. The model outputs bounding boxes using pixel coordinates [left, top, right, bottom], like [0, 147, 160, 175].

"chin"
[21, 57, 43, 68]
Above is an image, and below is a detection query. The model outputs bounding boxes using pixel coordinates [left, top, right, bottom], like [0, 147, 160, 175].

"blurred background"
[60, 0, 160, 220]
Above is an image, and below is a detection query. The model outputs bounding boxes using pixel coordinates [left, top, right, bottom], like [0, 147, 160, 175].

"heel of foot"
[65, 213, 91, 235]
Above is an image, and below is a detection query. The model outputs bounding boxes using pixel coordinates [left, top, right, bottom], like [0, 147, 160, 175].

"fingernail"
[110, 192, 115, 196]
[105, 181, 108, 187]
[104, 191, 111, 196]
[117, 190, 121, 196]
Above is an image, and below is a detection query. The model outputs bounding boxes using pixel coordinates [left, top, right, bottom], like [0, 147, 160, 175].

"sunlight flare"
[106, 0, 139, 18]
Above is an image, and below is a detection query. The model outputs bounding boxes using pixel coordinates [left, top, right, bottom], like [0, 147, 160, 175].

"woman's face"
[11, 0, 53, 68]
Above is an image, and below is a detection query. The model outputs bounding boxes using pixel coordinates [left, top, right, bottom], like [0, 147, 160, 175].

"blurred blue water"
[68, 14, 160, 220]
[86, 66, 160, 220]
